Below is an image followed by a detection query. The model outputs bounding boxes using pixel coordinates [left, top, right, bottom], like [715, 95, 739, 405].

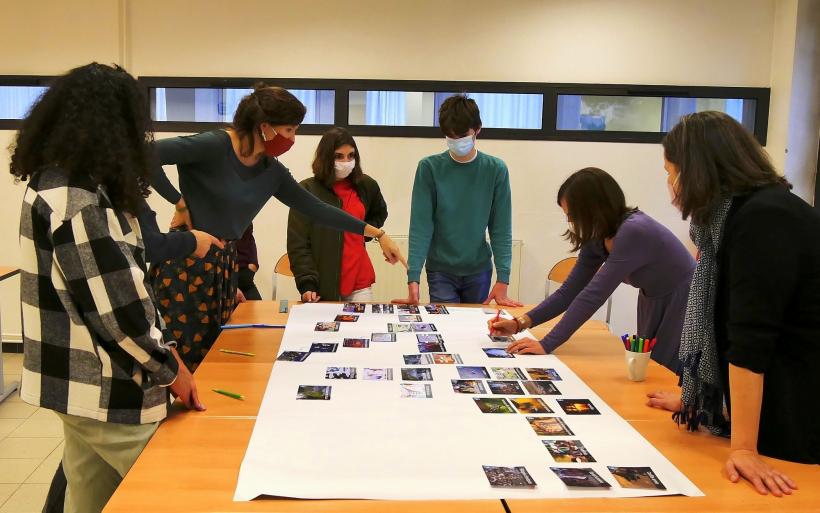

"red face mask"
[261, 128, 294, 157]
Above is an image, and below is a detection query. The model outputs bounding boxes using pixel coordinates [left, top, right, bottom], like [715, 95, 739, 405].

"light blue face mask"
[446, 133, 475, 157]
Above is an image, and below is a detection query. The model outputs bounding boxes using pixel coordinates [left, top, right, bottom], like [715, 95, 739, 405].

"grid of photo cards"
[235, 303, 702, 501]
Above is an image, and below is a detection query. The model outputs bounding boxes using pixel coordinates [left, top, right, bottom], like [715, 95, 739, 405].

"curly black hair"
[8, 62, 154, 215]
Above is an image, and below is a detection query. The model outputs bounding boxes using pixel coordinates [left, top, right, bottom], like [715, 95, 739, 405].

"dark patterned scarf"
[675, 197, 733, 436]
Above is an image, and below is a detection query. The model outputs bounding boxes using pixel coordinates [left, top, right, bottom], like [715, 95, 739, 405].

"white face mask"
[334, 160, 355, 180]
[446, 133, 475, 157]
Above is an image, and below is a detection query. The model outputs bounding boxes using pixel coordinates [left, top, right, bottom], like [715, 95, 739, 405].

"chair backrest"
[548, 257, 577, 284]
[271, 253, 294, 300]
[545, 256, 613, 326]
[274, 253, 294, 277]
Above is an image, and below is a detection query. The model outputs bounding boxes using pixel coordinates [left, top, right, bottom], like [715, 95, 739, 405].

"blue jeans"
[427, 269, 492, 304]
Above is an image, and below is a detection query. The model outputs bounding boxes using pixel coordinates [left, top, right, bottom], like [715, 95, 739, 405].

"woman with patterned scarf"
[647, 111, 820, 496]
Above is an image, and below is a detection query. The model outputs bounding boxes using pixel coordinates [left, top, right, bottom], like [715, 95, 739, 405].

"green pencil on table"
[212, 388, 244, 400]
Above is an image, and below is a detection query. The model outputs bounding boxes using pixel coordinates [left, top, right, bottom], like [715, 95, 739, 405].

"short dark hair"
[232, 83, 306, 157]
[557, 168, 636, 252]
[662, 111, 789, 225]
[312, 127, 363, 188]
[439, 94, 482, 137]
[9, 62, 153, 215]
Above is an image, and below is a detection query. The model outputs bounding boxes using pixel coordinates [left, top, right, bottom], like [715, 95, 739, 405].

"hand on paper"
[725, 449, 797, 497]
[302, 291, 320, 303]
[169, 348, 205, 411]
[379, 234, 408, 269]
[645, 391, 682, 412]
[506, 337, 546, 355]
[190, 229, 224, 258]
[488, 318, 517, 336]
[483, 282, 523, 307]
[392, 282, 419, 305]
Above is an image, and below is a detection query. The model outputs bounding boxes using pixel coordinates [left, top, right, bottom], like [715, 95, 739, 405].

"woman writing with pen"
[489, 168, 695, 373]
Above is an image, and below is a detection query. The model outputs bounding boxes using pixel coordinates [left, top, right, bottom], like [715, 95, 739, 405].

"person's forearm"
[729, 363, 764, 451]
[363, 224, 386, 238]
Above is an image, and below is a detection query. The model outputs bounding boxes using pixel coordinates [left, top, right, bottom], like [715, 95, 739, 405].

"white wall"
[783, 0, 820, 202]
[2, 0, 803, 343]
[767, 0, 799, 174]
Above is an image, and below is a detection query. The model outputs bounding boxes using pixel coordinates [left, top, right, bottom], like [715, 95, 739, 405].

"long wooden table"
[104, 302, 820, 512]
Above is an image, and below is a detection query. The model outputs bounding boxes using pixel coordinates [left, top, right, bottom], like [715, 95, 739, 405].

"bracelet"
[374, 229, 386, 240]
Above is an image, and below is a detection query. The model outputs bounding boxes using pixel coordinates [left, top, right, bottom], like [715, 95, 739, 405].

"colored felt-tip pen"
[212, 388, 244, 400]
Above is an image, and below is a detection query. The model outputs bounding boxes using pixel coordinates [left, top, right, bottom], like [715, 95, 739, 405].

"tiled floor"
[1, 352, 61, 512]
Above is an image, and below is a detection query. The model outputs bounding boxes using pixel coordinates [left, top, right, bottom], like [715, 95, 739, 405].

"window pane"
[349, 90, 543, 129]
[557, 95, 662, 131]
[150, 87, 334, 124]
[661, 97, 756, 132]
[557, 94, 757, 134]
[348, 91, 433, 126]
[0, 85, 48, 119]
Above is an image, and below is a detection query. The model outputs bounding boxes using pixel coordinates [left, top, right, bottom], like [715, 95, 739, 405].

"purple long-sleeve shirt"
[529, 211, 695, 352]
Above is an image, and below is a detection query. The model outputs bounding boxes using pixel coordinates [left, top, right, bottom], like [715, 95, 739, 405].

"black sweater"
[715, 184, 820, 464]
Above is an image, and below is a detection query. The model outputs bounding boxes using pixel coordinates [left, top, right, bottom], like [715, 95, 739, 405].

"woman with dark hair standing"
[10, 63, 203, 513]
[148, 86, 405, 370]
[647, 111, 819, 496]
[490, 168, 695, 372]
[287, 127, 388, 302]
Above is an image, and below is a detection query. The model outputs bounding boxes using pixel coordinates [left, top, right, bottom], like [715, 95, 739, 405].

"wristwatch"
[515, 316, 529, 333]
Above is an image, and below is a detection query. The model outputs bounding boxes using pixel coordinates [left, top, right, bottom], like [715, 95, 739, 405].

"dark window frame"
[0, 75, 54, 130]
[1, 75, 770, 145]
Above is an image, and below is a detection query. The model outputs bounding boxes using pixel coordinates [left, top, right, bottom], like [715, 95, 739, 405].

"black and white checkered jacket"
[19, 168, 179, 424]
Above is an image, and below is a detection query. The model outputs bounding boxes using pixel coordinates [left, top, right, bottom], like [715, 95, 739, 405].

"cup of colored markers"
[620, 334, 656, 382]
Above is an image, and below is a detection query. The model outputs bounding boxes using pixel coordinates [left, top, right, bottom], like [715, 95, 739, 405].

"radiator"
[273, 236, 522, 302]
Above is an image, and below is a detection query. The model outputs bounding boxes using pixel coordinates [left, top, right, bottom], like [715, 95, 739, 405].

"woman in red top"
[287, 128, 388, 302]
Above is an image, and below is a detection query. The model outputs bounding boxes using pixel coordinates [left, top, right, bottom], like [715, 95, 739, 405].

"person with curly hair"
[147, 85, 406, 371]
[10, 62, 205, 513]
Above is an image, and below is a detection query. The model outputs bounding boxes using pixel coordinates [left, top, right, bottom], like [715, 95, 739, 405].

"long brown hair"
[662, 111, 789, 225]
[312, 127, 363, 188]
[557, 168, 636, 252]
[232, 83, 306, 157]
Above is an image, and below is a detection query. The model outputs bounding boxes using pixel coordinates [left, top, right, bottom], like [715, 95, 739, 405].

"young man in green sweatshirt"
[395, 94, 522, 306]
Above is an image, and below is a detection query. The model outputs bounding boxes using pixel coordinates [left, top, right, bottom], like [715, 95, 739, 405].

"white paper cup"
[624, 350, 652, 382]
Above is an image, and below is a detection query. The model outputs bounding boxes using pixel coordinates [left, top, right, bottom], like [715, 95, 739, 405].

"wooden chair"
[271, 253, 294, 300]
[546, 256, 613, 325]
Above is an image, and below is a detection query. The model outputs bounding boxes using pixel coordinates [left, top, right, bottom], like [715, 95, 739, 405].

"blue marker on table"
[220, 323, 286, 329]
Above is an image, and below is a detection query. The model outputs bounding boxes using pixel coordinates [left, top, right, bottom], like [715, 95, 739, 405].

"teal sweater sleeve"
[150, 132, 224, 205]
[488, 163, 512, 283]
[407, 161, 434, 283]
